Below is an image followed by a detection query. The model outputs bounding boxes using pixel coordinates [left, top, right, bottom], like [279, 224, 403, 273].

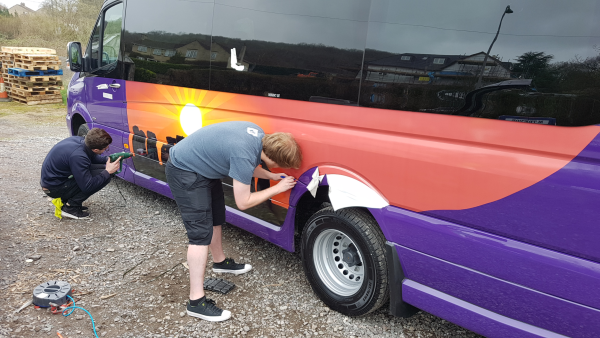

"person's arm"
[90, 153, 108, 164]
[253, 166, 285, 181]
[70, 154, 121, 194]
[233, 176, 296, 210]
[70, 153, 110, 194]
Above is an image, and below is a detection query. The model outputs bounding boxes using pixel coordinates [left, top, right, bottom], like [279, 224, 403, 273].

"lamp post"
[476, 5, 513, 88]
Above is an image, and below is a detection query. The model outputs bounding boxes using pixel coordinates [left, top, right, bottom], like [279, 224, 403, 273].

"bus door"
[83, 2, 126, 135]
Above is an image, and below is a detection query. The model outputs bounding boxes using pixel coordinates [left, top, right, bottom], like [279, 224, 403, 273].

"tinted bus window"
[101, 4, 123, 68]
[210, 0, 370, 105]
[361, 0, 600, 126]
[122, 0, 215, 89]
[87, 16, 102, 70]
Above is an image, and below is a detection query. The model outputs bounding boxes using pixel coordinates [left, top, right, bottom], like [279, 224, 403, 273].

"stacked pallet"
[0, 46, 64, 105]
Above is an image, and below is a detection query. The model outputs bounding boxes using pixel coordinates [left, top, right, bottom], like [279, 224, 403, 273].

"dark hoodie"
[40, 136, 110, 194]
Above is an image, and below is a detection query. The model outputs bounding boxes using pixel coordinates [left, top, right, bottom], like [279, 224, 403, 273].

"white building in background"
[365, 52, 512, 85]
[8, 3, 35, 15]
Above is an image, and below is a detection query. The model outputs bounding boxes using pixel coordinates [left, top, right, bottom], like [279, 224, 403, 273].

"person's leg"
[209, 179, 226, 262]
[52, 179, 81, 205]
[165, 161, 229, 321]
[188, 244, 209, 300]
[210, 180, 252, 275]
[89, 163, 107, 176]
[66, 163, 110, 207]
[209, 225, 226, 263]
[41, 179, 89, 219]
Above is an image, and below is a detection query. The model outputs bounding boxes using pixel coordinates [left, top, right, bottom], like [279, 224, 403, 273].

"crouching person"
[40, 128, 121, 219]
[166, 121, 302, 322]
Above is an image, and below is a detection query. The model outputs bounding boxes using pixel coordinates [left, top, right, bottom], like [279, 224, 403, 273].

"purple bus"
[66, 0, 600, 336]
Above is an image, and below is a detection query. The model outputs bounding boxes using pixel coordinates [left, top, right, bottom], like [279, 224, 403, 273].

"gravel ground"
[0, 104, 482, 338]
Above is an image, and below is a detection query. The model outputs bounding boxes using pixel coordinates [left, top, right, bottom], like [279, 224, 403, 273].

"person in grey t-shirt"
[165, 121, 302, 322]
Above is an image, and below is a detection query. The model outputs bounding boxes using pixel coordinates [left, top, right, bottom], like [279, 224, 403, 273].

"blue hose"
[62, 295, 99, 338]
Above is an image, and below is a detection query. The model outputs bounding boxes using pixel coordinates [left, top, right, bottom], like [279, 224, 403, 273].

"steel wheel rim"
[312, 229, 365, 296]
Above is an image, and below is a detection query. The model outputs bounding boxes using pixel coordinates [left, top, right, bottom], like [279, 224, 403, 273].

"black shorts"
[165, 160, 226, 246]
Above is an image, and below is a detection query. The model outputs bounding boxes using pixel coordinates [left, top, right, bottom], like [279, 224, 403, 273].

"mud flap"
[385, 242, 420, 317]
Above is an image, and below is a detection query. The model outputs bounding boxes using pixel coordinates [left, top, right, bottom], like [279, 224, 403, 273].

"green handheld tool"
[108, 152, 133, 174]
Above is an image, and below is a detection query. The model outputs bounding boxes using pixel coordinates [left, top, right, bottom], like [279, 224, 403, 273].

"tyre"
[301, 206, 389, 316]
[77, 123, 89, 137]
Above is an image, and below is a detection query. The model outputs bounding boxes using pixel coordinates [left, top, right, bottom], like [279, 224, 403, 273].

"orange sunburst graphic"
[126, 82, 238, 144]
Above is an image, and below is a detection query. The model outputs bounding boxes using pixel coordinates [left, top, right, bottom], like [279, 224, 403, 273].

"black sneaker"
[79, 206, 88, 211]
[187, 298, 231, 322]
[61, 205, 90, 219]
[212, 258, 252, 275]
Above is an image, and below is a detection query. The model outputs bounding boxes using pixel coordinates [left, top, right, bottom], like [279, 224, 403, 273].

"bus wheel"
[77, 123, 89, 137]
[301, 206, 389, 316]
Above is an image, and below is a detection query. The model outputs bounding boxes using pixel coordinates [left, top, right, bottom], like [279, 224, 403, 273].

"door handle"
[109, 83, 121, 89]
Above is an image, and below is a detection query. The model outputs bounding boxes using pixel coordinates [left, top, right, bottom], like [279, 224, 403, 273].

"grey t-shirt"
[169, 121, 264, 185]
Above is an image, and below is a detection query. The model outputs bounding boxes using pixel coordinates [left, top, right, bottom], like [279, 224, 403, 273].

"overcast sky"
[125, 0, 600, 63]
[1, 0, 41, 10]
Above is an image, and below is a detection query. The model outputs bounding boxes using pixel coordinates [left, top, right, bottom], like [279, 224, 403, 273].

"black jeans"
[42, 164, 111, 207]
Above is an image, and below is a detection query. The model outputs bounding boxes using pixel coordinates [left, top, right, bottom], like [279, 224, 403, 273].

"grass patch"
[0, 101, 65, 119]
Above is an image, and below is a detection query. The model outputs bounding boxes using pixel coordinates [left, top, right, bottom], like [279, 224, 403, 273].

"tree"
[513, 51, 557, 89]
[0, 5, 12, 17]
[168, 52, 186, 64]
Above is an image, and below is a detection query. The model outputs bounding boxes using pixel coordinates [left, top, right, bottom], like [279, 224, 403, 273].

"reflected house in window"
[130, 41, 229, 63]
[365, 52, 511, 85]
[177, 41, 228, 63]
[132, 41, 177, 62]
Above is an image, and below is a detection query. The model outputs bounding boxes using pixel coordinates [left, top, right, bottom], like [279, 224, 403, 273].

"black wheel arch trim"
[385, 241, 420, 318]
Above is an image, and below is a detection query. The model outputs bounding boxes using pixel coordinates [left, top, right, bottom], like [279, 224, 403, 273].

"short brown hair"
[85, 128, 112, 150]
[262, 133, 302, 169]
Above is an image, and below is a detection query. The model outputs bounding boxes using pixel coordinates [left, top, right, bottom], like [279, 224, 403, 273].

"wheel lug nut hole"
[333, 249, 338, 254]
[349, 275, 354, 279]
[343, 270, 348, 275]
[338, 264, 343, 269]
[334, 242, 339, 246]
[334, 256, 340, 261]
[356, 277, 360, 281]
[336, 236, 342, 240]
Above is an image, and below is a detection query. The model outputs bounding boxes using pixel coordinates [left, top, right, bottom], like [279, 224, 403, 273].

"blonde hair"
[262, 133, 302, 169]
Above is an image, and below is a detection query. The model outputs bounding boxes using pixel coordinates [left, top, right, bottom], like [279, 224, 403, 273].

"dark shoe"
[61, 205, 90, 219]
[212, 258, 252, 275]
[187, 298, 231, 322]
[79, 206, 88, 211]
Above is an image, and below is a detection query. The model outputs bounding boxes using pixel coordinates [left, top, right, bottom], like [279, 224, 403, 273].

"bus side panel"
[401, 280, 566, 338]
[372, 205, 600, 311]
[395, 244, 600, 337]
[124, 81, 600, 262]
[424, 133, 600, 262]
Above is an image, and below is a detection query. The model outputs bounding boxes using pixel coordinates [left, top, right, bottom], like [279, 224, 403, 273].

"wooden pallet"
[14, 59, 60, 67]
[10, 87, 61, 97]
[14, 62, 61, 71]
[11, 96, 62, 105]
[9, 79, 63, 87]
[8, 68, 63, 77]
[14, 54, 59, 62]
[9, 90, 60, 100]
[8, 74, 61, 82]
[10, 83, 62, 92]
[1, 47, 56, 55]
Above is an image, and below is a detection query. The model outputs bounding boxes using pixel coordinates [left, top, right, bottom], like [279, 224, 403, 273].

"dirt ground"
[0, 102, 481, 338]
